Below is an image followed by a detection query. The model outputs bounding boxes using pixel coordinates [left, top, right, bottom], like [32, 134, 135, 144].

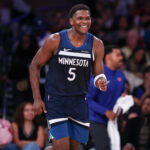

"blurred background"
[0, 0, 150, 149]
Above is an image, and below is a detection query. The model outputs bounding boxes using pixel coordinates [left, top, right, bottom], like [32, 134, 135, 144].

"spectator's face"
[70, 10, 91, 34]
[23, 104, 35, 121]
[134, 49, 145, 63]
[126, 31, 138, 48]
[110, 49, 123, 69]
[142, 98, 150, 115]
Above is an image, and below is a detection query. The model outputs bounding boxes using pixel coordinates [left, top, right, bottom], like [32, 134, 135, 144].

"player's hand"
[105, 110, 116, 121]
[33, 99, 47, 115]
[96, 77, 107, 91]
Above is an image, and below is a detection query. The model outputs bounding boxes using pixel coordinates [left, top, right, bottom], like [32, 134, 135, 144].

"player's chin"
[79, 28, 89, 34]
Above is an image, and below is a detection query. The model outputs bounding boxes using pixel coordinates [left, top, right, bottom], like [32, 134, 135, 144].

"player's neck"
[68, 28, 86, 43]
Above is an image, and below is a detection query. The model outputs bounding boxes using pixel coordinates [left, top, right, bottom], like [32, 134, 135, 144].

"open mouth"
[80, 25, 89, 30]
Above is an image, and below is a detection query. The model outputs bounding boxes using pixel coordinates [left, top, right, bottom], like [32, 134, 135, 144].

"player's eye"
[86, 17, 90, 20]
[78, 17, 82, 20]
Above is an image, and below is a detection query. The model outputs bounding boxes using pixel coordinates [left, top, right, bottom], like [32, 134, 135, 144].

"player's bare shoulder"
[43, 32, 60, 55]
[46, 33, 60, 47]
[93, 36, 104, 56]
[48, 33, 60, 41]
[93, 36, 104, 49]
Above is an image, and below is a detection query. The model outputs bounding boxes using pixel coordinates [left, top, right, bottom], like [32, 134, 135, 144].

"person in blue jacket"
[87, 45, 125, 150]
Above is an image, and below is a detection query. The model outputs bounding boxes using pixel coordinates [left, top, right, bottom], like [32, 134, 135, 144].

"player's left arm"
[93, 37, 107, 91]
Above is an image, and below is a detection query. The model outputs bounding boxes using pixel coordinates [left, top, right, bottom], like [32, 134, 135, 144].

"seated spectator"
[126, 66, 150, 119]
[122, 95, 150, 150]
[1, 102, 45, 150]
[127, 46, 148, 78]
[119, 55, 143, 93]
[121, 29, 139, 59]
[8, 33, 38, 105]
[133, 66, 150, 106]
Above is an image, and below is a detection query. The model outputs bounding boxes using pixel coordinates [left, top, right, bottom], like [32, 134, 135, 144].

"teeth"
[81, 26, 87, 28]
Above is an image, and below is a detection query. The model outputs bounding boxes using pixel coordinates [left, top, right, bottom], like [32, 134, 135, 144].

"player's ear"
[69, 18, 73, 26]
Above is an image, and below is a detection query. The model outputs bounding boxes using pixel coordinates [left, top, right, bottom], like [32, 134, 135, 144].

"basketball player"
[29, 4, 107, 150]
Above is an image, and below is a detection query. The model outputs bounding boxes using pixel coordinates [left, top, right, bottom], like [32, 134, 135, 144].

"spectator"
[2, 102, 45, 150]
[121, 29, 139, 59]
[132, 66, 150, 106]
[8, 33, 38, 104]
[127, 46, 148, 78]
[87, 45, 125, 150]
[126, 66, 150, 120]
[119, 55, 143, 93]
[122, 95, 150, 150]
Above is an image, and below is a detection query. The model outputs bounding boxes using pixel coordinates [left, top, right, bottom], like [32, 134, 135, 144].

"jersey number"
[67, 68, 76, 81]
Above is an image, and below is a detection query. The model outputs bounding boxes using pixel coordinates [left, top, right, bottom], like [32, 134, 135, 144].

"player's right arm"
[29, 33, 60, 115]
[92, 37, 107, 91]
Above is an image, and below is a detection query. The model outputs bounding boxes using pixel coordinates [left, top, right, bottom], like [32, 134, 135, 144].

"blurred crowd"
[0, 0, 150, 149]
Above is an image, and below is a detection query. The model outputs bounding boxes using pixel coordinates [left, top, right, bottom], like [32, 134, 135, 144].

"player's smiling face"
[70, 10, 91, 34]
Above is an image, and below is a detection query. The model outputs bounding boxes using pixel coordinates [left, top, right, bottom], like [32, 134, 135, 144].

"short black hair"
[104, 45, 120, 61]
[69, 4, 90, 18]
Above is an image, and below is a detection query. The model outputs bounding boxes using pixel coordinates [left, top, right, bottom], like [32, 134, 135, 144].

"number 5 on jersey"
[67, 68, 76, 81]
